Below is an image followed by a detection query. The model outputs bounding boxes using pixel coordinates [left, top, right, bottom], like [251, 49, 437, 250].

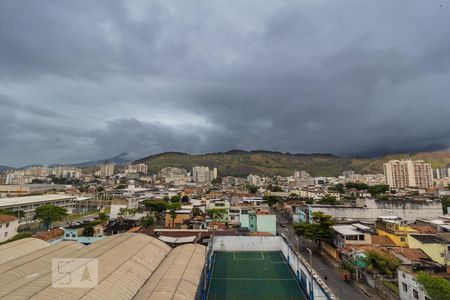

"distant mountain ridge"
[0, 165, 13, 173]
[61, 153, 132, 168]
[134, 149, 450, 177]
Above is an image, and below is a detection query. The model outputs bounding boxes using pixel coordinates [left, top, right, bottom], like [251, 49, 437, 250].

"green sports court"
[207, 251, 306, 300]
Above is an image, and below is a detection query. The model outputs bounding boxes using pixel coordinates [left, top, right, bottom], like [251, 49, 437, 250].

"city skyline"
[1, 1, 450, 166]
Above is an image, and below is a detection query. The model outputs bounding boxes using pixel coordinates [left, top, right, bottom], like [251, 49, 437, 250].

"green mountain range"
[135, 150, 450, 177]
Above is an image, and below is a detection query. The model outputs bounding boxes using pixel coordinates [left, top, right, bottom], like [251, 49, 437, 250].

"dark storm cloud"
[1, 0, 450, 166]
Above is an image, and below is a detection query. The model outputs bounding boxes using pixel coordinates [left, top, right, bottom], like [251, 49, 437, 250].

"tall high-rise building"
[435, 167, 450, 179]
[100, 163, 115, 177]
[125, 163, 148, 174]
[192, 166, 217, 182]
[383, 159, 433, 189]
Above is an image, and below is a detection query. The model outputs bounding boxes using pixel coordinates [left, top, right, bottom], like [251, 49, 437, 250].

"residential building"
[407, 234, 450, 270]
[192, 166, 217, 182]
[165, 206, 193, 228]
[0, 215, 18, 242]
[375, 216, 418, 247]
[398, 268, 431, 300]
[239, 209, 276, 235]
[0, 184, 66, 195]
[125, 163, 148, 174]
[435, 167, 450, 179]
[331, 224, 372, 250]
[383, 159, 433, 189]
[52, 165, 81, 178]
[247, 174, 261, 186]
[100, 163, 115, 177]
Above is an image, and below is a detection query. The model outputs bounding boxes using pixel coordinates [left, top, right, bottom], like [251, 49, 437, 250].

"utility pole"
[306, 248, 312, 268]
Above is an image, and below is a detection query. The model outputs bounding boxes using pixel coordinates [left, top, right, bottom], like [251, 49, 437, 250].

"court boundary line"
[211, 277, 297, 281]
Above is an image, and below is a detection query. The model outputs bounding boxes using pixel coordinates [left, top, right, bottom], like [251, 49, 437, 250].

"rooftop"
[0, 214, 17, 224]
[0, 194, 76, 207]
[409, 234, 445, 244]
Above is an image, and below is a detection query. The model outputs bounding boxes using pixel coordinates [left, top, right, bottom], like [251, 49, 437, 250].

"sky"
[1, 1, 450, 167]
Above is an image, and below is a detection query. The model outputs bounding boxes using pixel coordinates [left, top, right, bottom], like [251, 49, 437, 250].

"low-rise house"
[165, 206, 193, 228]
[239, 209, 276, 235]
[0, 215, 18, 242]
[376, 216, 417, 247]
[407, 234, 450, 271]
[331, 224, 372, 250]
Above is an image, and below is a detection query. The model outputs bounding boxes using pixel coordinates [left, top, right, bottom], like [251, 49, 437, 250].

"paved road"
[276, 214, 371, 300]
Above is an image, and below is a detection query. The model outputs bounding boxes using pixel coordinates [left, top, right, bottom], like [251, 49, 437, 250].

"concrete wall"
[256, 215, 276, 235]
[212, 236, 282, 252]
[309, 198, 443, 222]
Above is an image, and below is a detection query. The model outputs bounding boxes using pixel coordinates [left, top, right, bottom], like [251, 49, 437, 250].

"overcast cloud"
[1, 0, 450, 166]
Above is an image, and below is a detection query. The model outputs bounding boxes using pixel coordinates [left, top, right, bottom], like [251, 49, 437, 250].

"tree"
[271, 185, 283, 192]
[211, 177, 222, 185]
[35, 205, 68, 229]
[192, 207, 202, 217]
[318, 195, 338, 205]
[118, 208, 138, 219]
[141, 215, 155, 228]
[0, 209, 24, 219]
[166, 202, 181, 228]
[170, 195, 181, 203]
[144, 200, 167, 222]
[246, 184, 258, 194]
[363, 250, 400, 277]
[181, 195, 190, 203]
[442, 197, 450, 214]
[263, 195, 281, 208]
[329, 183, 345, 194]
[346, 182, 369, 190]
[98, 212, 109, 222]
[207, 208, 227, 221]
[83, 225, 94, 237]
[417, 271, 450, 300]
[288, 193, 299, 199]
[367, 185, 389, 196]
[294, 211, 334, 247]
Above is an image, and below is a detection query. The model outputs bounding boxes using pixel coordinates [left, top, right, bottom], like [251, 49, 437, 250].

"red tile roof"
[390, 247, 430, 262]
[35, 228, 64, 241]
[371, 235, 396, 247]
[0, 215, 17, 224]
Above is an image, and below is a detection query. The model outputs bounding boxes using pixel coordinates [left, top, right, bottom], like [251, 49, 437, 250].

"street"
[277, 213, 373, 300]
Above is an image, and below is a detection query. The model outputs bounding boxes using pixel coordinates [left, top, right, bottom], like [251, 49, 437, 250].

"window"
[358, 235, 365, 241]
[402, 282, 408, 292]
[4, 232, 7, 237]
[413, 289, 418, 299]
[400, 237, 405, 242]
[5, 223, 9, 228]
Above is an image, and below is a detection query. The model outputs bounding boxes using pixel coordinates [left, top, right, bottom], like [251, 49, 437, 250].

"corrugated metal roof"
[0, 233, 206, 300]
[31, 233, 172, 300]
[0, 238, 49, 265]
[0, 195, 76, 207]
[134, 243, 206, 300]
[0, 241, 84, 298]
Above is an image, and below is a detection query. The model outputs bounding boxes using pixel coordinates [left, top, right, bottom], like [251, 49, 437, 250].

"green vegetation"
[245, 184, 258, 194]
[363, 250, 400, 277]
[124, 150, 450, 177]
[170, 195, 181, 203]
[140, 215, 155, 228]
[166, 202, 182, 227]
[294, 212, 334, 247]
[318, 195, 338, 205]
[368, 185, 390, 196]
[442, 197, 450, 214]
[381, 280, 399, 294]
[35, 205, 68, 229]
[263, 195, 282, 207]
[417, 271, 450, 300]
[118, 208, 138, 219]
[267, 184, 283, 192]
[346, 182, 369, 190]
[329, 184, 345, 193]
[207, 208, 227, 221]
[0, 232, 32, 245]
[0, 209, 24, 218]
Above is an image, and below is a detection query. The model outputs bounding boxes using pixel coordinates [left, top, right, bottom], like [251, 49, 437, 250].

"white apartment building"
[247, 174, 261, 186]
[125, 163, 148, 174]
[192, 166, 217, 183]
[100, 163, 115, 177]
[0, 215, 18, 242]
[383, 159, 433, 189]
[52, 166, 82, 178]
[398, 268, 430, 300]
